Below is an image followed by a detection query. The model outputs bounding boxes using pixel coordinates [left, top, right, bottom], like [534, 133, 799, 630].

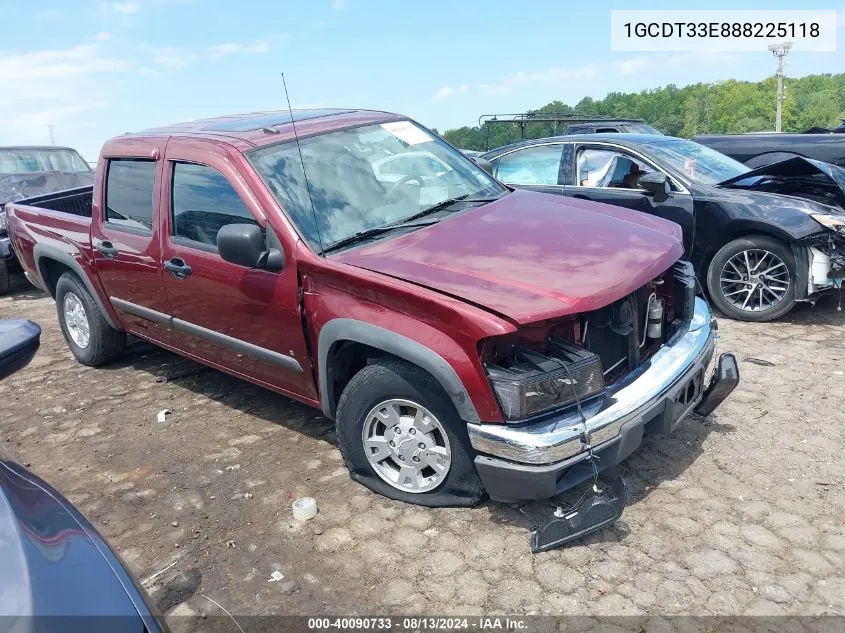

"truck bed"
[5, 186, 95, 294]
[11, 186, 93, 218]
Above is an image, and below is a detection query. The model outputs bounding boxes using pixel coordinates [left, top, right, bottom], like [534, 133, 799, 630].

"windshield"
[644, 139, 749, 185]
[0, 148, 91, 174]
[247, 120, 504, 251]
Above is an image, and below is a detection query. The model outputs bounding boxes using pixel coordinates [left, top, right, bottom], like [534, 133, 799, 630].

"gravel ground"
[2, 280, 844, 622]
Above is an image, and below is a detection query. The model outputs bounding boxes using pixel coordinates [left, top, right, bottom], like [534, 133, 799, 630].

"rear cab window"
[105, 159, 156, 233]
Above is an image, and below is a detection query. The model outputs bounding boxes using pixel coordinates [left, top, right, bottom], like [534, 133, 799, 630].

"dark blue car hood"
[0, 460, 151, 632]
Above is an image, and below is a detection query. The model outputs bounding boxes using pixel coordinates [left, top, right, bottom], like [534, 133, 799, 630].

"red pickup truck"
[6, 109, 738, 512]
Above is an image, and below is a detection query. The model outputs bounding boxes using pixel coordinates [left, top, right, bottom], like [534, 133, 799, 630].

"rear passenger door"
[91, 145, 174, 340]
[158, 140, 316, 400]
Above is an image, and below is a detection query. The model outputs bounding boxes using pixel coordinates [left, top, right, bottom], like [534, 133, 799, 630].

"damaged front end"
[718, 156, 845, 210]
[794, 224, 845, 300]
[468, 262, 739, 549]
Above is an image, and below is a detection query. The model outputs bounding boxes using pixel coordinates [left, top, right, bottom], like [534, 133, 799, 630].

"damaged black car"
[481, 134, 845, 322]
[0, 146, 94, 294]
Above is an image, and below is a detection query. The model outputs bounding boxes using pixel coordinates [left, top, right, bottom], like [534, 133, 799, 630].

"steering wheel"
[389, 175, 424, 196]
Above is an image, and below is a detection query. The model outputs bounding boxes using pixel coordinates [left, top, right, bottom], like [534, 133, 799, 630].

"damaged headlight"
[811, 213, 845, 232]
[486, 342, 605, 421]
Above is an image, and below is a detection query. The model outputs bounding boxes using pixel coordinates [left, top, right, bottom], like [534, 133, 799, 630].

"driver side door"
[158, 139, 317, 401]
[564, 144, 696, 256]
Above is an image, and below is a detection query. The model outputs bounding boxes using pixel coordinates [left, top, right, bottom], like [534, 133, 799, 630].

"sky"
[2, 0, 844, 162]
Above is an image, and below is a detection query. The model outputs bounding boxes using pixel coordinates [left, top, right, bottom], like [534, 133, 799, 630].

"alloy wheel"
[361, 399, 452, 493]
[719, 249, 790, 312]
[63, 291, 91, 348]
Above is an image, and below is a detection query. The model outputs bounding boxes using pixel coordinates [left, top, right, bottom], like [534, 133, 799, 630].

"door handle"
[163, 258, 192, 280]
[95, 241, 119, 259]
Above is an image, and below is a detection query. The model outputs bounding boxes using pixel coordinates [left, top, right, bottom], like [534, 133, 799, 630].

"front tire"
[56, 272, 126, 366]
[706, 235, 797, 322]
[335, 358, 485, 507]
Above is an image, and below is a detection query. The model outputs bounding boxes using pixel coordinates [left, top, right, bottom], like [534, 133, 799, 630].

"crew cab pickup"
[6, 109, 738, 510]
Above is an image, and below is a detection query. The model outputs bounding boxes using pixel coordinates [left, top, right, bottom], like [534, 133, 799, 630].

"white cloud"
[431, 84, 470, 102]
[96, 32, 113, 41]
[332, 0, 346, 10]
[35, 9, 63, 20]
[208, 41, 271, 59]
[616, 57, 649, 76]
[0, 45, 131, 147]
[480, 64, 599, 96]
[149, 46, 198, 69]
[112, 2, 140, 13]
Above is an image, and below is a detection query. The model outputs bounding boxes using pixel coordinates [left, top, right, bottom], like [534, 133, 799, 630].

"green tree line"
[443, 73, 845, 151]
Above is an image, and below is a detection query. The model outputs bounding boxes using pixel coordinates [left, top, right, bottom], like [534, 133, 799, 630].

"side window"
[170, 162, 257, 249]
[105, 159, 156, 232]
[576, 148, 652, 189]
[492, 145, 564, 186]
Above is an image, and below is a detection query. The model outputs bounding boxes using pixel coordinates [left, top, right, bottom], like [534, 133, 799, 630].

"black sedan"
[481, 134, 845, 322]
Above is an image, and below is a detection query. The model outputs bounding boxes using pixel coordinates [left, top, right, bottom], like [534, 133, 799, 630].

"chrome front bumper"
[467, 297, 720, 466]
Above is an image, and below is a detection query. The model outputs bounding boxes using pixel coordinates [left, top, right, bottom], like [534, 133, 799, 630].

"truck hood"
[0, 172, 95, 205]
[334, 189, 684, 324]
[718, 157, 845, 211]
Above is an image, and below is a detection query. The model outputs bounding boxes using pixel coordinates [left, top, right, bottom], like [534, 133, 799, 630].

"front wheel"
[706, 235, 797, 322]
[335, 358, 485, 507]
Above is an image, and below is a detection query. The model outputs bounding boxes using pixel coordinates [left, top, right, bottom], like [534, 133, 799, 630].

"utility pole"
[768, 42, 792, 132]
[48, 124, 56, 145]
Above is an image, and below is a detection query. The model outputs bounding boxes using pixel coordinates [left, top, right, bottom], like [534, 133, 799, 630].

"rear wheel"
[56, 272, 126, 366]
[706, 235, 797, 322]
[335, 358, 485, 507]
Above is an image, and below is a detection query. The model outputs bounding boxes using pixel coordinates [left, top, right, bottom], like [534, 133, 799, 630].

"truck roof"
[125, 108, 403, 150]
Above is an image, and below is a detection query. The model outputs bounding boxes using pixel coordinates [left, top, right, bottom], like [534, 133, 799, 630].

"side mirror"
[0, 320, 41, 381]
[472, 157, 494, 176]
[217, 223, 285, 272]
[638, 172, 671, 202]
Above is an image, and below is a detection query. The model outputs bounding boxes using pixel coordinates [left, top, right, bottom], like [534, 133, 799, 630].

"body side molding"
[109, 297, 303, 374]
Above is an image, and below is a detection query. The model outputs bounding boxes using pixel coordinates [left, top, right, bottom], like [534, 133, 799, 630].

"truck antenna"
[281, 73, 325, 256]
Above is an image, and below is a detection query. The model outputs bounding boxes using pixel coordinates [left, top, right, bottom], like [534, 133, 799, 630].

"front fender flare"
[317, 318, 481, 424]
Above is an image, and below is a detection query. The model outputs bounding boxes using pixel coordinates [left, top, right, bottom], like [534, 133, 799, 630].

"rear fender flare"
[317, 318, 480, 424]
[33, 243, 123, 331]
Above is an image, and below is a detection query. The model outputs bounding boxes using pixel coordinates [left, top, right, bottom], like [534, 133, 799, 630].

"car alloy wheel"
[63, 291, 91, 348]
[361, 398, 452, 493]
[719, 248, 790, 312]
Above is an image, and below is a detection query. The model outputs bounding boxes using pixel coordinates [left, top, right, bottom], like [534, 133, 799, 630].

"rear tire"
[56, 272, 125, 366]
[335, 358, 485, 507]
[706, 235, 797, 322]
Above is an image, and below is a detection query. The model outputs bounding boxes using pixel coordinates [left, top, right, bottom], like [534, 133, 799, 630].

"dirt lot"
[2, 280, 845, 621]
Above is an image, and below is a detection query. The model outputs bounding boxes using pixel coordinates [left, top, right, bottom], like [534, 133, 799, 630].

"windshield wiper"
[401, 191, 509, 224]
[320, 220, 439, 254]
